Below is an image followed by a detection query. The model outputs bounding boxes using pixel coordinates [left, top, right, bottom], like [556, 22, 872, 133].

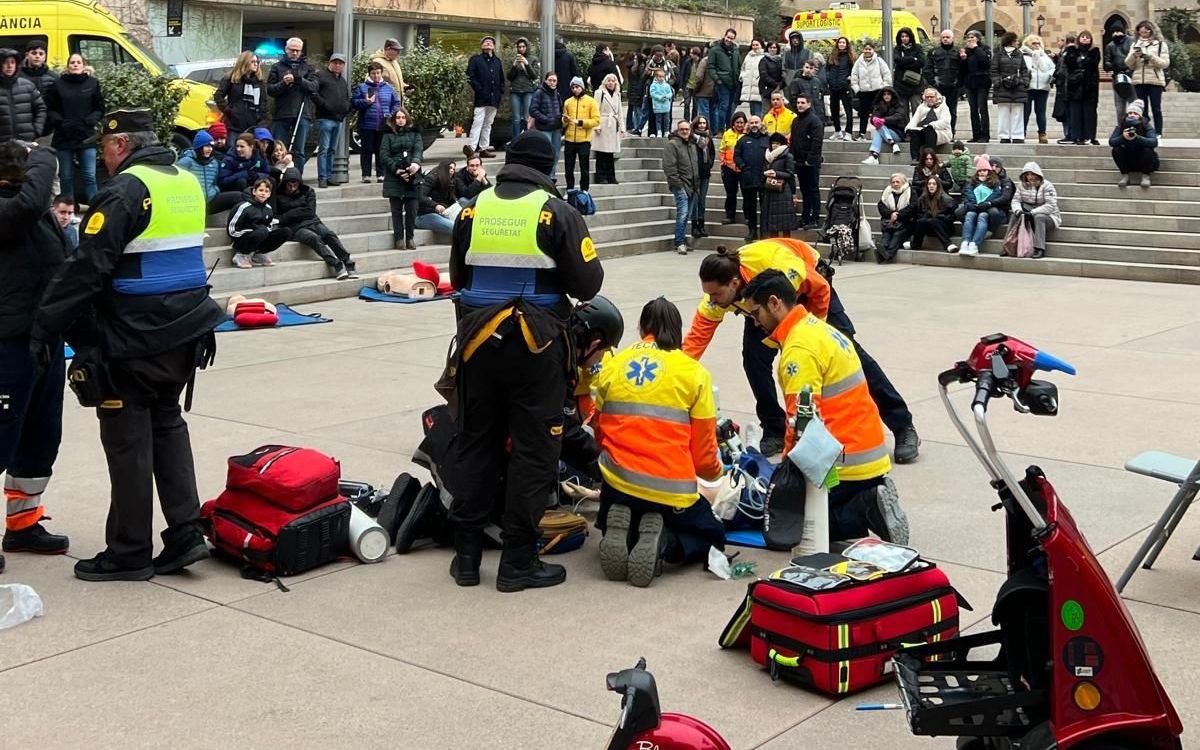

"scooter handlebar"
[971, 372, 996, 412]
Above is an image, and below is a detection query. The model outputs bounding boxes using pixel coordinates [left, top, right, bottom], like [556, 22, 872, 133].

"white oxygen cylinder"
[348, 504, 389, 563]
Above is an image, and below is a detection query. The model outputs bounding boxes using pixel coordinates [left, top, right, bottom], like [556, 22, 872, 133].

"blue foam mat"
[725, 530, 768, 549]
[359, 286, 456, 304]
[215, 302, 332, 332]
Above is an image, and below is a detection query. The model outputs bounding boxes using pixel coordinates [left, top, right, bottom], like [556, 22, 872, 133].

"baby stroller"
[819, 176, 864, 264]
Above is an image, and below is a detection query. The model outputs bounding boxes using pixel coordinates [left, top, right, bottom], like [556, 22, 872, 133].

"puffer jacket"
[1104, 33, 1134, 75]
[44, 71, 103, 149]
[1011, 162, 1061, 228]
[0, 148, 64, 339]
[708, 39, 740, 88]
[991, 47, 1030, 104]
[758, 53, 784, 100]
[963, 44, 992, 89]
[740, 50, 764, 102]
[923, 44, 963, 89]
[19, 62, 57, 99]
[218, 149, 270, 190]
[851, 54, 891, 93]
[379, 125, 425, 200]
[872, 87, 908, 132]
[176, 148, 221, 200]
[826, 51, 853, 91]
[0, 63, 47, 140]
[892, 31, 925, 99]
[1021, 46, 1057, 91]
[352, 80, 400, 131]
[1127, 26, 1169, 88]
[273, 168, 321, 229]
[530, 82, 563, 132]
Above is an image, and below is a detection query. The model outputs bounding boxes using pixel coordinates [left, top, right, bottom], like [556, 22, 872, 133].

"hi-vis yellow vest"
[112, 164, 208, 295]
[461, 188, 561, 307]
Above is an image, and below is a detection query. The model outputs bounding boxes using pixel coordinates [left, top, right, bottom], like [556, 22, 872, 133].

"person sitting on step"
[859, 87, 906, 164]
[900, 175, 958, 254]
[414, 160, 460, 236]
[593, 298, 726, 588]
[217, 132, 270, 194]
[226, 178, 288, 269]
[1109, 99, 1159, 189]
[273, 168, 358, 279]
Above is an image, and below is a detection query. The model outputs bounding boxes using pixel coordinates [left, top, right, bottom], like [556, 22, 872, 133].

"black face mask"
[1125, 116, 1142, 128]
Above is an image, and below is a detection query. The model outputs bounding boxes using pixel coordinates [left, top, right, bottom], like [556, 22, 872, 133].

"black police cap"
[85, 108, 155, 144]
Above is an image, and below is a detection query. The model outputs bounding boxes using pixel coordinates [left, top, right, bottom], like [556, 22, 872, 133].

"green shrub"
[91, 64, 186, 147]
[393, 42, 471, 130]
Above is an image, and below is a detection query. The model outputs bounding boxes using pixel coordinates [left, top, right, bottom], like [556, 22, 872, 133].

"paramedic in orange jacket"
[744, 270, 910, 543]
[592, 298, 726, 588]
[683, 240, 919, 463]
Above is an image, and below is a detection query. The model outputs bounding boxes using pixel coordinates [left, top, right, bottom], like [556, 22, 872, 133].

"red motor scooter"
[892, 334, 1182, 750]
[605, 658, 730, 750]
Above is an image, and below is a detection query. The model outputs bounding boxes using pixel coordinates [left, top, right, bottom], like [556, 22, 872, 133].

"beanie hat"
[208, 122, 228, 139]
[192, 130, 214, 150]
[506, 131, 556, 176]
[569, 76, 585, 89]
[254, 127, 273, 142]
[974, 154, 992, 172]
[1126, 99, 1145, 117]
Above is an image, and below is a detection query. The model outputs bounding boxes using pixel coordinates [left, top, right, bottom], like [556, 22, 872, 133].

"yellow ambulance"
[0, 0, 218, 147]
[791, 2, 930, 43]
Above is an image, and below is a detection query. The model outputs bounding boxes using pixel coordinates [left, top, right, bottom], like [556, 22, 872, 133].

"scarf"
[880, 186, 911, 212]
[765, 144, 788, 162]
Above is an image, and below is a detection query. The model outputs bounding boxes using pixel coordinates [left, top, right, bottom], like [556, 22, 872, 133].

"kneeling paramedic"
[743, 270, 910, 544]
[448, 131, 604, 592]
[592, 298, 726, 587]
[683, 240, 920, 463]
[0, 140, 71, 573]
[31, 109, 225, 582]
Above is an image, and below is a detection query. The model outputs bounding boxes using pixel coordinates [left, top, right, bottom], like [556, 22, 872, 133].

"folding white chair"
[1117, 451, 1200, 593]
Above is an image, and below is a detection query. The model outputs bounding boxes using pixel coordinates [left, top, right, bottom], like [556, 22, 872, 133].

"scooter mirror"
[1017, 380, 1060, 416]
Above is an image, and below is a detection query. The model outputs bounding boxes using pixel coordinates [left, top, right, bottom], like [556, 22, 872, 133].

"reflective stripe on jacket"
[683, 238, 830, 359]
[112, 164, 208, 296]
[594, 338, 723, 507]
[773, 306, 890, 481]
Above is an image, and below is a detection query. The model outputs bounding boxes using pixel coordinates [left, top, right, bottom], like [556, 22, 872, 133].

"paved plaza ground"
[2, 254, 1199, 749]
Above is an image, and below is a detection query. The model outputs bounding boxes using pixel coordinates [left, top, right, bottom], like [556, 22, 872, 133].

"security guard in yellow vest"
[32, 109, 225, 582]
[448, 131, 604, 592]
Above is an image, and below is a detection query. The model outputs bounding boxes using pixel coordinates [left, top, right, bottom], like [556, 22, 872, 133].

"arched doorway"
[966, 20, 1008, 39]
[1102, 13, 1130, 50]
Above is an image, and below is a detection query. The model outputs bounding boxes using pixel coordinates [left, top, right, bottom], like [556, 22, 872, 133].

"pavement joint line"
[1119, 596, 1200, 619]
[227, 605, 615, 729]
[745, 699, 840, 749]
[1109, 319, 1200, 350]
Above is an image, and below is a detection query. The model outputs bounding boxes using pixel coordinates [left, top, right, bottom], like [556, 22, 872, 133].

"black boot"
[496, 545, 566, 593]
[74, 551, 154, 582]
[2, 521, 69, 554]
[153, 526, 209, 575]
[697, 218, 708, 237]
[449, 530, 483, 587]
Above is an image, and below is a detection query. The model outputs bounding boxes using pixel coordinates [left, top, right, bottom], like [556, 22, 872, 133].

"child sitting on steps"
[274, 168, 358, 280]
[227, 178, 288, 269]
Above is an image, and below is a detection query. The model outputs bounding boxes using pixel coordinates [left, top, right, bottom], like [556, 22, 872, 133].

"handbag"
[765, 176, 785, 192]
[856, 192, 876, 252]
[1016, 215, 1036, 258]
[901, 69, 922, 88]
[1001, 217, 1021, 257]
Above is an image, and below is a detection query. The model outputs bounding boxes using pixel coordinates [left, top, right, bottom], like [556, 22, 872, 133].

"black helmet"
[573, 296, 624, 350]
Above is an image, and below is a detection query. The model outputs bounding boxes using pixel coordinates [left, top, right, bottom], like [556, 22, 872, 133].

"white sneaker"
[892, 143, 901, 155]
[676, 244, 688, 255]
[901, 241, 912, 250]
[959, 242, 978, 256]
[946, 243, 958, 253]
[250, 253, 275, 267]
[232, 252, 252, 269]
[861, 155, 879, 165]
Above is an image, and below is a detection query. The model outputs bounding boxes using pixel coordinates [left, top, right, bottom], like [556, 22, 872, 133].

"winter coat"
[267, 58, 320, 120]
[455, 168, 493, 201]
[314, 68, 352, 121]
[763, 106, 795, 137]
[782, 42, 812, 75]
[905, 192, 956, 227]
[912, 164, 954, 194]
[177, 148, 221, 200]
[1104, 33, 1134, 75]
[708, 39, 740, 88]
[18, 62, 57, 99]
[923, 44, 964, 89]
[690, 57, 716, 98]
[380, 125, 425, 199]
[593, 87, 623, 154]
[555, 42, 580, 86]
[871, 88, 907, 131]
[467, 51, 505, 108]
[217, 149, 270, 190]
[789, 108, 824, 166]
[963, 178, 1003, 212]
[417, 173, 457, 216]
[369, 51, 406, 94]
[719, 127, 743, 170]
[0, 148, 65, 339]
[44, 72, 102, 149]
[963, 44, 993, 90]
[273, 172, 322, 230]
[786, 73, 826, 121]
[508, 42, 540, 94]
[851, 54, 892, 94]
[760, 147, 797, 234]
[904, 94, 953, 145]
[693, 130, 716, 180]
[1011, 163, 1061, 228]
[948, 150, 974, 185]
[589, 51, 620, 93]
[0, 71, 46, 140]
[678, 55, 696, 95]
[563, 93, 600, 143]
[530, 83, 563, 131]
[352, 80, 400, 131]
[892, 32, 925, 99]
[877, 184, 912, 223]
[825, 52, 853, 92]
[216, 71, 266, 134]
[759, 54, 784, 100]
[1127, 32, 1169, 88]
[991, 47, 1030, 104]
[1063, 45, 1100, 102]
[649, 80, 674, 114]
[992, 167, 1015, 216]
[1109, 119, 1158, 152]
[663, 132, 700, 193]
[626, 58, 647, 106]
[740, 50, 764, 102]
[643, 55, 674, 87]
[227, 194, 275, 239]
[733, 129, 770, 189]
[1021, 46, 1057, 91]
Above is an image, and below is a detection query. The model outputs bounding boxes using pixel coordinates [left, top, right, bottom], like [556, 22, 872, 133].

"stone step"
[896, 247, 1200, 285]
[698, 176, 1200, 201]
[210, 245, 451, 295]
[625, 138, 1200, 160]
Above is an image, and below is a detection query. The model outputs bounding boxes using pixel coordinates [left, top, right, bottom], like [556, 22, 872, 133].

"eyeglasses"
[286, 47, 302, 53]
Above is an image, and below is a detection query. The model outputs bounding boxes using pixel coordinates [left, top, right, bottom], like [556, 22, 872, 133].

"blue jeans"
[1023, 90, 1049, 135]
[415, 212, 455, 234]
[748, 101, 763, 118]
[536, 129, 562, 181]
[690, 177, 710, 222]
[272, 117, 311, 173]
[654, 112, 670, 135]
[962, 209, 992, 245]
[696, 96, 712, 123]
[672, 188, 692, 246]
[869, 126, 899, 154]
[627, 100, 647, 133]
[57, 146, 97, 203]
[511, 92, 533, 140]
[715, 84, 733, 132]
[315, 118, 341, 183]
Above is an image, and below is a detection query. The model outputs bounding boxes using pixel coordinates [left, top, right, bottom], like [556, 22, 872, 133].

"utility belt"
[67, 331, 217, 411]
